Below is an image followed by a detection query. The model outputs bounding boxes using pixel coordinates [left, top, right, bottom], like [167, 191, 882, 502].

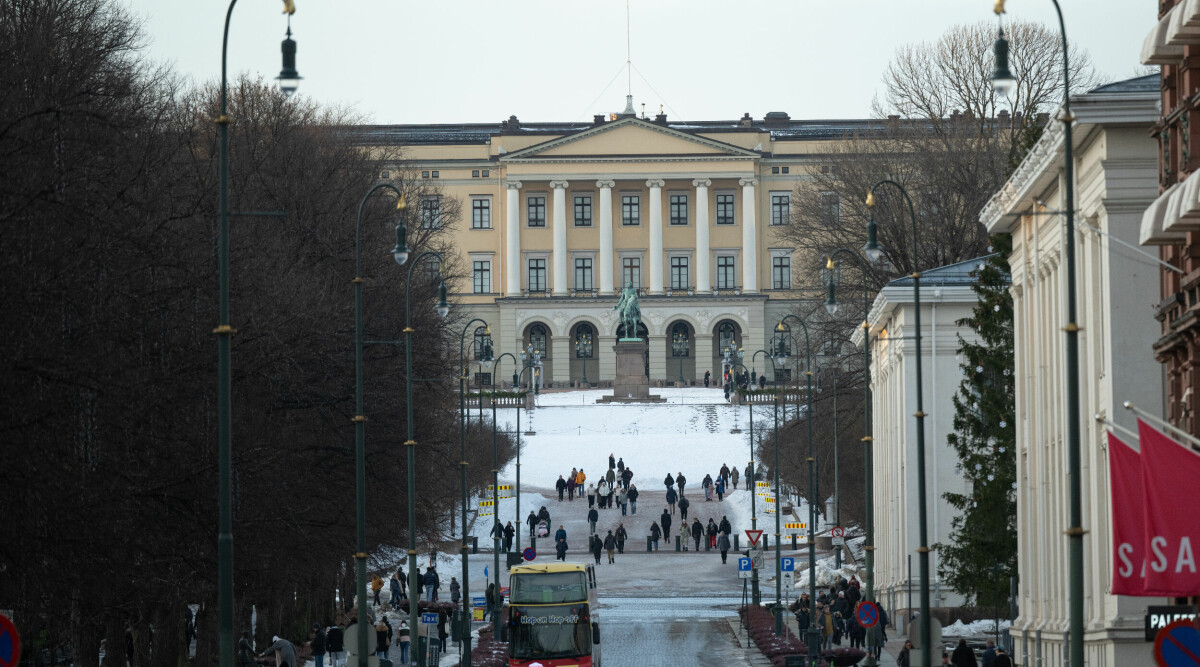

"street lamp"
[574, 331, 592, 386]
[823, 248, 877, 666]
[215, 3, 298, 666]
[396, 240, 451, 653]
[992, 4, 1083, 665]
[513, 345, 541, 553]
[672, 331, 689, 385]
[457, 320, 492, 667]
[729, 349, 775, 608]
[774, 316, 817, 661]
[864, 180, 931, 667]
[350, 185, 407, 666]
[491, 352, 517, 639]
[814, 361, 842, 569]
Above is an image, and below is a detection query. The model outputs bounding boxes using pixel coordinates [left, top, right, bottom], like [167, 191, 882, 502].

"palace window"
[471, 197, 491, 229]
[575, 324, 594, 358]
[574, 257, 593, 291]
[669, 194, 688, 225]
[717, 255, 736, 290]
[527, 258, 546, 293]
[472, 260, 491, 294]
[717, 322, 737, 352]
[820, 191, 841, 221]
[419, 195, 442, 229]
[574, 195, 593, 226]
[621, 195, 640, 226]
[716, 193, 735, 225]
[622, 257, 641, 289]
[772, 255, 791, 290]
[670, 256, 689, 291]
[770, 192, 790, 226]
[671, 322, 690, 357]
[527, 196, 546, 227]
[529, 324, 548, 356]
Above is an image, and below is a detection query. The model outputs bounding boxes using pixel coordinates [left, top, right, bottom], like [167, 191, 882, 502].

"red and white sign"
[1138, 420, 1200, 597]
[1108, 431, 1159, 596]
[745, 529, 764, 547]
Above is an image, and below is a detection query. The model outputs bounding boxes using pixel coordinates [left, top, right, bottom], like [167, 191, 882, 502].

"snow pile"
[792, 554, 860, 589]
[942, 618, 1013, 637]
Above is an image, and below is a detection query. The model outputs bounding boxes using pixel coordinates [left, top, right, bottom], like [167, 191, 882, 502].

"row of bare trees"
[0, 1, 511, 665]
[763, 19, 1099, 534]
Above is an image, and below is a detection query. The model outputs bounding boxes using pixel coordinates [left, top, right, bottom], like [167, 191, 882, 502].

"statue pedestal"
[596, 340, 665, 403]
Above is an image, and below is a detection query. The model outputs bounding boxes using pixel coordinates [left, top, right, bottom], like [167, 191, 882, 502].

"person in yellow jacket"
[575, 469, 586, 486]
[818, 605, 835, 651]
[370, 575, 384, 606]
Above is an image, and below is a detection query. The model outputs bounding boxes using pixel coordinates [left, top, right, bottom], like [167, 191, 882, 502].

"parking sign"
[781, 557, 795, 572]
[738, 557, 752, 579]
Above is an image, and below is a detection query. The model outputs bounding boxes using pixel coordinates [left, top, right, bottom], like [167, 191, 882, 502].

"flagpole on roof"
[1123, 401, 1200, 451]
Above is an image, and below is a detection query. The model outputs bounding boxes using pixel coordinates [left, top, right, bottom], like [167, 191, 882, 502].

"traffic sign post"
[856, 601, 880, 629]
[782, 571, 795, 589]
[738, 557, 753, 579]
[0, 614, 20, 667]
[745, 529, 764, 547]
[1154, 619, 1200, 667]
[750, 548, 765, 570]
[522, 547, 536, 561]
[831, 526, 845, 546]
[784, 522, 806, 533]
[781, 557, 795, 572]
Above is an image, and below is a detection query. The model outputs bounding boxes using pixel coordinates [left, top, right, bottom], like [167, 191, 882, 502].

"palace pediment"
[501, 118, 759, 162]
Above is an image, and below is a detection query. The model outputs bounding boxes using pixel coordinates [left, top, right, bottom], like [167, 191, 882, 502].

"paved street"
[597, 597, 752, 666]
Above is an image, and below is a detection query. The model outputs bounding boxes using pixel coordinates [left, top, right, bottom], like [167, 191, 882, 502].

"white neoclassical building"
[857, 260, 982, 617]
[979, 75, 1162, 666]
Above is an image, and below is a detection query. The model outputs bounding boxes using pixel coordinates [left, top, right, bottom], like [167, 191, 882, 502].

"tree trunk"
[71, 595, 101, 667]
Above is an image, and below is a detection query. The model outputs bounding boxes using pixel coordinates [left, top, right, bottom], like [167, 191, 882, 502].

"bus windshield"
[509, 604, 591, 660]
[509, 571, 587, 604]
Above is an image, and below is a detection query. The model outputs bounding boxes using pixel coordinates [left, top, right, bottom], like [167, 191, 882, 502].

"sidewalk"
[727, 612, 899, 667]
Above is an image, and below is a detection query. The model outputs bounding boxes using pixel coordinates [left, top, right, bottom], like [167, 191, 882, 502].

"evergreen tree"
[937, 235, 1016, 608]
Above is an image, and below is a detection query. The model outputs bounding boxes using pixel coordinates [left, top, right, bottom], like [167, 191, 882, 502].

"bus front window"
[510, 571, 587, 604]
[509, 605, 591, 660]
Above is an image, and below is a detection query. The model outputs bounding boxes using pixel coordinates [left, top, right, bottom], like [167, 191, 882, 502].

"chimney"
[504, 115, 520, 130]
[738, 112, 753, 128]
[888, 114, 901, 121]
[654, 113, 668, 125]
[594, 114, 606, 126]
[764, 111, 791, 129]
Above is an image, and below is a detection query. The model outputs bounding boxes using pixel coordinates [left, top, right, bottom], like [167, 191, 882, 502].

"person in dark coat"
[389, 572, 403, 609]
[678, 495, 690, 521]
[449, 577, 460, 605]
[325, 624, 344, 667]
[615, 524, 628, 553]
[706, 519, 719, 548]
[665, 486, 678, 514]
[590, 533, 602, 564]
[702, 473, 714, 501]
[423, 566, 440, 602]
[981, 640, 997, 667]
[491, 521, 504, 551]
[716, 530, 731, 563]
[238, 632, 257, 667]
[587, 507, 599, 534]
[951, 638, 978, 667]
[719, 515, 732, 536]
[603, 530, 617, 563]
[567, 469, 577, 500]
[663, 473, 675, 491]
[310, 623, 327, 667]
[538, 505, 551, 525]
[555, 475, 567, 501]
[660, 509, 672, 540]
[715, 475, 726, 501]
[484, 583, 496, 621]
[650, 521, 661, 550]
[676, 472, 686, 497]
[704, 370, 711, 387]
[503, 521, 515, 553]
[527, 511, 538, 539]
[437, 610, 448, 652]
[992, 648, 1013, 667]
[555, 537, 569, 561]
[897, 640, 913, 667]
[617, 457, 625, 472]
[608, 453, 616, 470]
[555, 524, 567, 543]
[719, 463, 730, 488]
[627, 484, 638, 513]
[691, 518, 703, 551]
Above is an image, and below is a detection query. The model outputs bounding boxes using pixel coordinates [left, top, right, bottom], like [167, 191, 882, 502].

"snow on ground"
[942, 618, 1013, 637]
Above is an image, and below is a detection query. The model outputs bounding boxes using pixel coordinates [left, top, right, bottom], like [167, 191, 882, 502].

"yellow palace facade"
[363, 106, 871, 386]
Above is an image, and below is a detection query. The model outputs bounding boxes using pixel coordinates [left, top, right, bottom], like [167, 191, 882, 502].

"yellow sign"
[764, 496, 776, 513]
[784, 522, 807, 531]
[472, 608, 484, 621]
[487, 484, 513, 499]
[755, 481, 772, 497]
[478, 499, 495, 516]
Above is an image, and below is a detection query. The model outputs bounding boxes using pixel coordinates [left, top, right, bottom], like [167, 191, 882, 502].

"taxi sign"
[781, 557, 795, 572]
[737, 558, 752, 579]
[421, 612, 438, 625]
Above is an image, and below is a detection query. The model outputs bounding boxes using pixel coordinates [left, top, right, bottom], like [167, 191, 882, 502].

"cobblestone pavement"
[595, 597, 751, 666]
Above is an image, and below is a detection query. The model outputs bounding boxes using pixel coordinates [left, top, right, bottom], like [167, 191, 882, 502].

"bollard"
[646, 536, 652, 552]
[705, 536, 711, 552]
[734, 535, 740, 550]
[792, 535, 798, 549]
[471, 536, 479, 554]
[530, 537, 536, 550]
[763, 535, 769, 550]
[675, 536, 681, 552]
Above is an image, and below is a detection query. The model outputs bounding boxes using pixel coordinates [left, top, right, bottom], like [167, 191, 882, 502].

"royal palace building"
[360, 103, 875, 386]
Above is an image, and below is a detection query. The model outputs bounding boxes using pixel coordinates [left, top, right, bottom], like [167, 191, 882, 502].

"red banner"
[1108, 431, 1154, 596]
[1138, 419, 1200, 597]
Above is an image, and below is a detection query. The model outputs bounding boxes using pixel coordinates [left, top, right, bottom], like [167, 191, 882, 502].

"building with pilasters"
[361, 107, 876, 385]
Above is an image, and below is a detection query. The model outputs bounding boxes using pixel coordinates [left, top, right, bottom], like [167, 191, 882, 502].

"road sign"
[421, 612, 438, 625]
[856, 601, 880, 629]
[755, 481, 771, 497]
[522, 547, 536, 561]
[1154, 619, 1200, 667]
[764, 496, 776, 513]
[738, 557, 752, 579]
[831, 526, 845, 546]
[0, 614, 20, 667]
[487, 484, 513, 499]
[782, 571, 795, 589]
[745, 529, 764, 547]
[781, 557, 795, 572]
[751, 549, 765, 570]
[478, 499, 494, 516]
[784, 522, 807, 532]
[1147, 606, 1199, 642]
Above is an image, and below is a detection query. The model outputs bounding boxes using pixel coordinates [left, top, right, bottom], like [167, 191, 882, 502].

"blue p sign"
[738, 557, 752, 571]
[781, 557, 795, 572]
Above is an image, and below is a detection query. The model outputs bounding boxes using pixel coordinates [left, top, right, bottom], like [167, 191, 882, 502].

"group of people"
[372, 564, 460, 607]
[897, 638, 1013, 667]
[790, 576, 879, 653]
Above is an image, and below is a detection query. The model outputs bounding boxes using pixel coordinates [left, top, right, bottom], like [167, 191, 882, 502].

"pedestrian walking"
[982, 640, 997, 667]
[587, 507, 598, 534]
[897, 640, 913, 667]
[259, 636, 297, 667]
[604, 482, 614, 510]
[731, 466, 739, 489]
[238, 632, 256, 667]
[717, 530, 731, 563]
[596, 479, 607, 509]
[992, 648, 1013, 667]
[719, 463, 730, 489]
[555, 537, 568, 561]
[951, 638, 978, 667]
[660, 508, 672, 540]
[621, 467, 633, 489]
[628, 484, 639, 514]
[676, 472, 686, 497]
[665, 486, 677, 514]
[617, 457, 625, 472]
[702, 474, 713, 501]
[603, 530, 617, 563]
[617, 485, 628, 516]
[605, 466, 616, 487]
[576, 468, 586, 487]
[423, 566, 439, 602]
[707, 519, 718, 548]
[616, 524, 628, 553]
[437, 611, 448, 652]
[715, 475, 725, 501]
[484, 584, 495, 621]
[704, 370, 710, 387]
[325, 624, 344, 667]
[567, 468, 578, 500]
[587, 483, 596, 508]
[650, 521, 661, 550]
[555, 524, 567, 543]
[556, 475, 567, 501]
[527, 511, 538, 539]
[691, 518, 703, 552]
[590, 533, 602, 564]
[374, 619, 390, 659]
[389, 572, 403, 608]
[371, 575, 383, 606]
[310, 624, 326, 667]
[678, 495, 690, 522]
[608, 453, 616, 470]
[678, 521, 690, 550]
[504, 520, 516, 552]
[538, 505, 551, 526]
[663, 472, 674, 493]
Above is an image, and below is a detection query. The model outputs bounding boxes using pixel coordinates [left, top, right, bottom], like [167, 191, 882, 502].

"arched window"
[671, 322, 690, 357]
[529, 324, 548, 356]
[717, 321, 737, 353]
[473, 326, 489, 360]
[575, 324, 594, 358]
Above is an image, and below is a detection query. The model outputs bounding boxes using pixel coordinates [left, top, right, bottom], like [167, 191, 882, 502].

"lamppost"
[215, 4, 297, 666]
[514, 344, 542, 552]
[575, 331, 591, 386]
[673, 330, 689, 385]
[813, 360, 842, 570]
[395, 231, 452, 652]
[824, 248, 877, 665]
[863, 180, 930, 667]
[990, 4, 1081, 664]
[729, 348, 774, 607]
[490, 351, 517, 639]
[774, 315, 817, 663]
[350, 184, 408, 666]
[457, 320, 492, 667]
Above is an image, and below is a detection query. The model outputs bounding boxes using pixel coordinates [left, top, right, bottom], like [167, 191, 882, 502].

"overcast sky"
[119, 0, 1153, 125]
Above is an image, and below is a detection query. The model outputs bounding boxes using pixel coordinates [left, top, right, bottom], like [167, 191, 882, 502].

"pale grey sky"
[120, 0, 1153, 125]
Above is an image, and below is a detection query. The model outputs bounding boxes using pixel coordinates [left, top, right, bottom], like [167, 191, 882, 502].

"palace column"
[550, 180, 569, 295]
[647, 179, 665, 294]
[597, 180, 616, 294]
[739, 177, 758, 292]
[505, 180, 522, 296]
[693, 178, 712, 293]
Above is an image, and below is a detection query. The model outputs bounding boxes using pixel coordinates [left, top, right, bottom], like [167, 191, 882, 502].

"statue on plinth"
[614, 281, 642, 341]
